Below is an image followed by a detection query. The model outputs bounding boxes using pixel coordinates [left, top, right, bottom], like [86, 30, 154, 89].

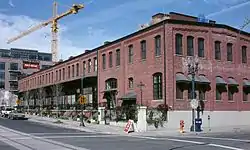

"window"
[228, 86, 234, 101]
[128, 45, 133, 63]
[10, 63, 18, 70]
[0, 72, 5, 80]
[105, 78, 117, 90]
[102, 54, 106, 70]
[216, 86, 222, 100]
[141, 40, 146, 59]
[88, 59, 92, 73]
[198, 38, 204, 57]
[153, 73, 163, 100]
[0, 62, 5, 70]
[48, 73, 50, 83]
[72, 65, 75, 77]
[94, 57, 97, 72]
[243, 87, 249, 101]
[187, 36, 194, 56]
[215, 41, 221, 60]
[155, 35, 161, 56]
[176, 83, 183, 99]
[68, 66, 70, 79]
[227, 43, 233, 61]
[59, 69, 61, 80]
[62, 68, 65, 80]
[0, 81, 4, 89]
[116, 49, 120, 66]
[109, 52, 113, 68]
[76, 63, 79, 76]
[242, 46, 247, 63]
[56, 70, 58, 81]
[83, 61, 86, 75]
[175, 34, 183, 55]
[128, 77, 133, 89]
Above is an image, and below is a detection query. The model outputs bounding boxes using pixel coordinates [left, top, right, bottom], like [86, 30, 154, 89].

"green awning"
[216, 77, 227, 85]
[228, 78, 239, 86]
[243, 79, 250, 87]
[176, 73, 189, 83]
[119, 92, 137, 100]
[198, 75, 210, 84]
[187, 74, 200, 82]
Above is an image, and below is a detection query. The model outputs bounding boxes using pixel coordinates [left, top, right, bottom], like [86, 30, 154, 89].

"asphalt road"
[0, 117, 250, 150]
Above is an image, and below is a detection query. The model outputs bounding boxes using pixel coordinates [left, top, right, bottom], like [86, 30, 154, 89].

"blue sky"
[0, 0, 250, 60]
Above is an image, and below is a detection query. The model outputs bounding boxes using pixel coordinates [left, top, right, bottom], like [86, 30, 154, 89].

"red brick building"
[18, 12, 250, 111]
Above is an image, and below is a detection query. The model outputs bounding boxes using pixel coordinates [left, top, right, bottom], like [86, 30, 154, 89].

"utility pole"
[137, 81, 145, 106]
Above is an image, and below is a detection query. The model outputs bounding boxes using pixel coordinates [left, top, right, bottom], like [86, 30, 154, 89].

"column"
[137, 106, 147, 132]
[98, 107, 105, 124]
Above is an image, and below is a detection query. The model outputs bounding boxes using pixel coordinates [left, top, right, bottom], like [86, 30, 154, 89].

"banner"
[23, 61, 40, 69]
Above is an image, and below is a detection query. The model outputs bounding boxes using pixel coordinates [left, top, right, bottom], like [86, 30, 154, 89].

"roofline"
[20, 19, 250, 80]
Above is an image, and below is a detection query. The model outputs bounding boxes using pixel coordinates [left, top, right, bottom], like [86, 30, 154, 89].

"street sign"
[16, 99, 21, 105]
[79, 95, 86, 105]
[190, 99, 198, 109]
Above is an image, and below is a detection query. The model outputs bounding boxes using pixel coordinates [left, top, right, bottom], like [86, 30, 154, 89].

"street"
[0, 117, 250, 150]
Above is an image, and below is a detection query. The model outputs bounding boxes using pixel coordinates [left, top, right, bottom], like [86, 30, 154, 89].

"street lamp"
[79, 77, 85, 127]
[187, 56, 199, 132]
[137, 81, 145, 106]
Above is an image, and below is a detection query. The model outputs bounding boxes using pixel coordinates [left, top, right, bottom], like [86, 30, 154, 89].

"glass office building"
[0, 48, 53, 95]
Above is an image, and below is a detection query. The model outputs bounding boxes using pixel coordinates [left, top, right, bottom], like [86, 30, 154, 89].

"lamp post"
[137, 81, 145, 106]
[187, 56, 199, 132]
[80, 77, 85, 127]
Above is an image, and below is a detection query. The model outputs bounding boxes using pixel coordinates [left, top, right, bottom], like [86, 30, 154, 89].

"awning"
[198, 75, 210, 84]
[243, 79, 250, 87]
[216, 77, 227, 85]
[227, 78, 239, 86]
[119, 92, 137, 100]
[187, 74, 200, 82]
[176, 73, 189, 83]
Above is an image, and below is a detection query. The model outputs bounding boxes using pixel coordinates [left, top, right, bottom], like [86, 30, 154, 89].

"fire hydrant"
[180, 120, 185, 133]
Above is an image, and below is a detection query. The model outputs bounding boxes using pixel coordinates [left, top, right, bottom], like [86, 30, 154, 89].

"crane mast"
[7, 2, 84, 63]
[51, 1, 58, 63]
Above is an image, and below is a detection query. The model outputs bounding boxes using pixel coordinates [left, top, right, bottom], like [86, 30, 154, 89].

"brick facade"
[19, 13, 250, 111]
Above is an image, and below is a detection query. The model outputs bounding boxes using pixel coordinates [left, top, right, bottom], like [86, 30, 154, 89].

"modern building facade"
[0, 48, 53, 95]
[18, 12, 250, 114]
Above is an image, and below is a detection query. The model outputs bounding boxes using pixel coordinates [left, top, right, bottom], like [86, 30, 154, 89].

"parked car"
[8, 110, 26, 120]
[1, 107, 14, 118]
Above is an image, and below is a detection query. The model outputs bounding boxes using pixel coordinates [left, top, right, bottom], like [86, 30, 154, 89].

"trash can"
[195, 118, 202, 132]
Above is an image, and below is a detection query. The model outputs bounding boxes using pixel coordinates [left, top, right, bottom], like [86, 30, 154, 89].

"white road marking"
[9, 134, 122, 140]
[30, 132, 97, 135]
[208, 143, 245, 150]
[0, 125, 90, 150]
[167, 138, 205, 144]
[129, 135, 246, 150]
[180, 135, 250, 142]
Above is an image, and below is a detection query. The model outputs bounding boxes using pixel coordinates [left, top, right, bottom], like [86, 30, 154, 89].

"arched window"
[187, 36, 194, 56]
[175, 33, 183, 55]
[153, 73, 163, 100]
[154, 35, 161, 56]
[128, 77, 133, 89]
[105, 78, 117, 90]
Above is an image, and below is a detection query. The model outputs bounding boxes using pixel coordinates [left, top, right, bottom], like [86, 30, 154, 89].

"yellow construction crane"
[7, 1, 84, 63]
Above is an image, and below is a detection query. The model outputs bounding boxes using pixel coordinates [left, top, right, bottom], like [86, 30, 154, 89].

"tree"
[24, 90, 30, 113]
[37, 87, 46, 114]
[51, 83, 63, 117]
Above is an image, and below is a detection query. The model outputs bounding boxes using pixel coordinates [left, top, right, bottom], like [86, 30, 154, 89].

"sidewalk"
[25, 114, 250, 137]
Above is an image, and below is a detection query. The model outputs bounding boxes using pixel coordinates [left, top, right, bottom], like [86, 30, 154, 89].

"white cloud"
[0, 12, 87, 60]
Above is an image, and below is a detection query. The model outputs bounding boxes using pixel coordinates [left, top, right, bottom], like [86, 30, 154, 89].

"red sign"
[124, 120, 133, 133]
[23, 62, 40, 69]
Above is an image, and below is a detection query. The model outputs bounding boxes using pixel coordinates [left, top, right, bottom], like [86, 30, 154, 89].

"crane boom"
[7, 3, 84, 62]
[7, 21, 51, 44]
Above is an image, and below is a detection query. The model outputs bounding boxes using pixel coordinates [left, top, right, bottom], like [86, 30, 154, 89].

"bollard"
[179, 120, 185, 133]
